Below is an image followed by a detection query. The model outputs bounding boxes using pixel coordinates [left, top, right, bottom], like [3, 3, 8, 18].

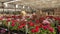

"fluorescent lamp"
[4, 3, 8, 7]
[16, 5, 18, 8]
[4, 0, 21, 3]
[23, 6, 25, 8]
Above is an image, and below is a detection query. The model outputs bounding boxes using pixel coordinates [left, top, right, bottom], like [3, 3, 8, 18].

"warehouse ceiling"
[0, 0, 11, 2]
[0, 0, 60, 9]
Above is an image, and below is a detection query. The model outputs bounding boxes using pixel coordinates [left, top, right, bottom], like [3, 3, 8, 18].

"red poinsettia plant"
[8, 19, 26, 31]
[1, 15, 25, 31]
[28, 21, 56, 34]
[0, 15, 60, 34]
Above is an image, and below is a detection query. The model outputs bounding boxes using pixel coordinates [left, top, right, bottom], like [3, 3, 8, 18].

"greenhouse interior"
[0, 0, 60, 34]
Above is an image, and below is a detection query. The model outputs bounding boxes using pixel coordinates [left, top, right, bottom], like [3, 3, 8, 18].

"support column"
[2, 2, 4, 14]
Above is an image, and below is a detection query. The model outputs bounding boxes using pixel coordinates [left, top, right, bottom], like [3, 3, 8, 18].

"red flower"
[46, 16, 53, 18]
[31, 26, 40, 33]
[39, 24, 43, 28]
[18, 15, 22, 19]
[35, 26, 39, 32]
[31, 29, 35, 33]
[39, 17, 45, 21]
[35, 26, 39, 29]
[12, 15, 16, 18]
[25, 16, 29, 18]
[18, 23, 25, 29]
[46, 24, 50, 28]
[28, 21, 34, 26]
[18, 25, 23, 29]
[48, 27, 54, 32]
[57, 26, 60, 32]
[53, 17, 56, 20]
[35, 28, 39, 32]
[12, 20, 16, 22]
[11, 20, 16, 27]
[0, 17, 3, 20]
[11, 23, 15, 27]
[42, 26, 47, 30]
[54, 17, 60, 20]
[21, 23, 26, 27]
[7, 18, 11, 22]
[36, 20, 40, 23]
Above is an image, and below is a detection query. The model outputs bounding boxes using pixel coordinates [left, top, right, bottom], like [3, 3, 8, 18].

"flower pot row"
[0, 15, 60, 34]
[0, 27, 26, 34]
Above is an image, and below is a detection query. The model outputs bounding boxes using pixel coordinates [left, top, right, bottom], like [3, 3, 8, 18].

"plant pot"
[18, 30, 26, 34]
[10, 30, 18, 34]
[11, 32, 18, 34]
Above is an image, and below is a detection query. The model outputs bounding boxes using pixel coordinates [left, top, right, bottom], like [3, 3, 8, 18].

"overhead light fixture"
[4, 0, 21, 4]
[4, 3, 8, 7]
[16, 5, 18, 8]
[23, 5, 25, 9]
